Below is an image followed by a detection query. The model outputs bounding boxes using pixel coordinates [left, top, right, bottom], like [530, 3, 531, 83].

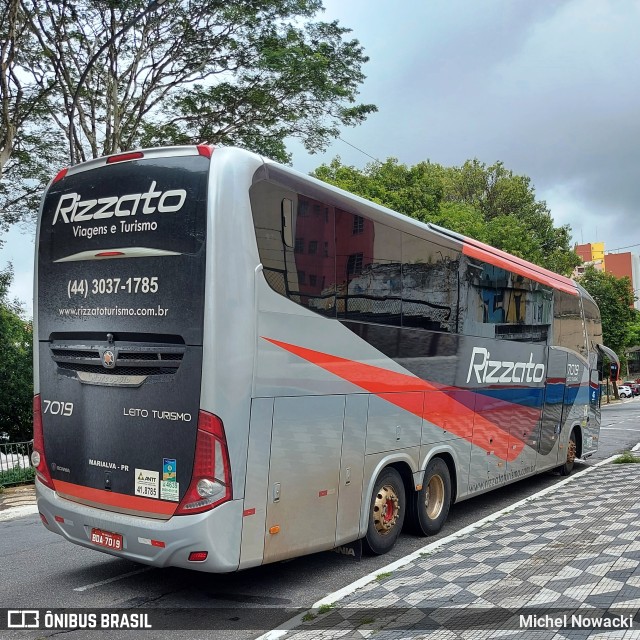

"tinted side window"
[582, 295, 603, 352]
[401, 233, 459, 333]
[554, 290, 587, 357]
[461, 256, 552, 343]
[250, 180, 337, 316]
[336, 210, 402, 326]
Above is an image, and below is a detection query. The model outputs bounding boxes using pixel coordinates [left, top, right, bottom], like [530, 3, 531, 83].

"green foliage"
[312, 157, 581, 275]
[0, 265, 33, 441]
[577, 266, 635, 357]
[0, 465, 35, 487]
[612, 451, 640, 464]
[11, 0, 375, 170]
[318, 604, 334, 614]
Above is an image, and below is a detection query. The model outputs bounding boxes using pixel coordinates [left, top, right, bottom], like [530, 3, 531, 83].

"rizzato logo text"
[51, 181, 187, 225]
[466, 346, 545, 384]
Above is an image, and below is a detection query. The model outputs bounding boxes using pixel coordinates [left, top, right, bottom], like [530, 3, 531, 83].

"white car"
[618, 385, 633, 398]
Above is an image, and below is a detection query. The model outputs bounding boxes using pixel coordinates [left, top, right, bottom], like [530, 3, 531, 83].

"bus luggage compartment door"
[263, 395, 345, 564]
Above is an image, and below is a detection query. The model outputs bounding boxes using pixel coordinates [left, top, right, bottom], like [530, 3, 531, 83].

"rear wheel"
[407, 457, 451, 536]
[558, 429, 577, 476]
[363, 467, 406, 555]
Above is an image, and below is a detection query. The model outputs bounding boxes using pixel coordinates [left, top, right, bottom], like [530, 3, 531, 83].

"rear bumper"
[35, 479, 243, 572]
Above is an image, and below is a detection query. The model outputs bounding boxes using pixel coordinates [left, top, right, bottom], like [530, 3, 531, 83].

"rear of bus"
[33, 146, 252, 571]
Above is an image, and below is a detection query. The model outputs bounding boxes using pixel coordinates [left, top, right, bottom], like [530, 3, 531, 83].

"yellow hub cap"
[425, 474, 445, 520]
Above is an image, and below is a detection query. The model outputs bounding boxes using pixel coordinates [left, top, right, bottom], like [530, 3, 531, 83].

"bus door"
[537, 348, 567, 468]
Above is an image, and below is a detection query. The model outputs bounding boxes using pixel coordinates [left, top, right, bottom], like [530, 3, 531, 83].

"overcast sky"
[2, 0, 639, 316]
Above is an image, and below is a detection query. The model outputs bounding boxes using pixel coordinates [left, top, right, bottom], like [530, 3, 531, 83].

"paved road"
[1, 398, 638, 640]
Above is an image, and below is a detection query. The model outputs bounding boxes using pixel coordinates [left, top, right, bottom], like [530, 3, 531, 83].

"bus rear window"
[40, 155, 209, 263]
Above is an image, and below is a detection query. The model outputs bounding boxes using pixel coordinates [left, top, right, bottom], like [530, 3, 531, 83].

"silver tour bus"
[33, 146, 616, 572]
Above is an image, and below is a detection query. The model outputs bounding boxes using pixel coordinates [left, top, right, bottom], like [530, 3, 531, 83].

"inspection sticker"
[163, 458, 177, 482]
[160, 481, 179, 502]
[135, 469, 159, 499]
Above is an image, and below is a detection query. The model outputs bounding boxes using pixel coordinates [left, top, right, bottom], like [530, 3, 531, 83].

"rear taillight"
[32, 395, 55, 490]
[52, 168, 68, 184]
[106, 151, 144, 164]
[197, 144, 213, 158]
[175, 411, 231, 515]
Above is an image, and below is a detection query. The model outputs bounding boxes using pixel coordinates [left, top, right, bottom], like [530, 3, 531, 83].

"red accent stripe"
[53, 480, 177, 516]
[463, 243, 578, 296]
[263, 338, 526, 461]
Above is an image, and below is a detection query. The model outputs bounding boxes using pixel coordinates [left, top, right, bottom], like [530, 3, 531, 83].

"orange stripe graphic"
[263, 337, 526, 461]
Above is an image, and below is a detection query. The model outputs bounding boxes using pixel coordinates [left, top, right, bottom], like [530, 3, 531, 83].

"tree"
[312, 157, 581, 275]
[578, 265, 635, 361]
[0, 0, 62, 241]
[0, 264, 33, 442]
[19, 0, 375, 168]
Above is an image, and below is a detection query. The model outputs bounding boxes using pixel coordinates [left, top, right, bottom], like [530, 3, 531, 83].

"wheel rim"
[567, 437, 577, 465]
[373, 484, 400, 535]
[425, 474, 445, 520]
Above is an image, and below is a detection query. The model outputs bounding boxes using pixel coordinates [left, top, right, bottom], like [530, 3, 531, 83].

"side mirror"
[610, 363, 619, 382]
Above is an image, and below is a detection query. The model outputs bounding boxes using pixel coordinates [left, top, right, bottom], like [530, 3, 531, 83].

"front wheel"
[407, 457, 452, 536]
[363, 467, 406, 555]
[558, 429, 577, 476]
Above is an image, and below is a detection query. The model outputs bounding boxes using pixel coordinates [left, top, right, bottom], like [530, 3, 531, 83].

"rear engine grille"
[50, 344, 185, 377]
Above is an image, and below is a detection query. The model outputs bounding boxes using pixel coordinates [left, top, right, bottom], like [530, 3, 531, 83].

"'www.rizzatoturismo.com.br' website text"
[58, 305, 169, 317]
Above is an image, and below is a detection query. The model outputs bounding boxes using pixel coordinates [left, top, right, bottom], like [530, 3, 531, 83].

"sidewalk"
[0, 483, 38, 523]
[271, 458, 640, 639]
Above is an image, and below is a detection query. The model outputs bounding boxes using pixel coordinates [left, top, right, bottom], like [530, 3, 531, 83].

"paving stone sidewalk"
[279, 462, 640, 640]
[0, 483, 36, 512]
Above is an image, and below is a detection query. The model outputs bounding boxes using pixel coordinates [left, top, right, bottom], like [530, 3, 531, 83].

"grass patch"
[0, 465, 35, 488]
[302, 612, 316, 622]
[375, 572, 392, 581]
[318, 604, 334, 614]
[358, 616, 375, 626]
[613, 451, 640, 464]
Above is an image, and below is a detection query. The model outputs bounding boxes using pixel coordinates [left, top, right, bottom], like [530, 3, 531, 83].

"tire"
[407, 457, 452, 536]
[363, 467, 406, 555]
[558, 429, 577, 476]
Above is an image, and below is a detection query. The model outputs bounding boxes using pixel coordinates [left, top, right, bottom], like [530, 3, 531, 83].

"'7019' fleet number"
[43, 400, 74, 416]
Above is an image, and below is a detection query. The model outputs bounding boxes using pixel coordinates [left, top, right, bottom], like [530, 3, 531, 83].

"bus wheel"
[363, 467, 406, 555]
[408, 457, 451, 536]
[558, 430, 577, 476]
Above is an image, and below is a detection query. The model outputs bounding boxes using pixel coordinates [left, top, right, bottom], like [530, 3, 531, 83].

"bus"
[33, 145, 617, 572]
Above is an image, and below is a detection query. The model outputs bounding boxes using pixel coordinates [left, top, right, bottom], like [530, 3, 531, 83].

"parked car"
[623, 381, 640, 395]
[618, 385, 633, 398]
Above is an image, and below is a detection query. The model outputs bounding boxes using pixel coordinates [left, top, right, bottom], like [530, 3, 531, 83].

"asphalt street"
[1, 398, 638, 640]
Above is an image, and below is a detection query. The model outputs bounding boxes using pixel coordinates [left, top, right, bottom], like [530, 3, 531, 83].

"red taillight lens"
[106, 151, 144, 164]
[32, 395, 55, 490]
[197, 144, 213, 158]
[175, 411, 232, 515]
[188, 551, 208, 562]
[52, 168, 68, 184]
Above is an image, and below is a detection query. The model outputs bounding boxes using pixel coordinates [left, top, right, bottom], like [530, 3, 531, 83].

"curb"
[255, 448, 636, 640]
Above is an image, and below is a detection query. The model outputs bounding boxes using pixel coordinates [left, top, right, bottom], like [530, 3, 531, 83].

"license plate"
[90, 528, 123, 551]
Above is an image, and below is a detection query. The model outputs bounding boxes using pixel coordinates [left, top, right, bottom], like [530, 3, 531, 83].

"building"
[574, 242, 640, 311]
[574, 242, 605, 274]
